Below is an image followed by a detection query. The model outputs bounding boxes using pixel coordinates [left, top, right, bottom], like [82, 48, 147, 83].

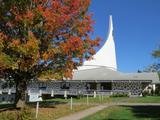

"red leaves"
[60, 36, 84, 55]
[51, 1, 60, 9]
[37, 5, 43, 12]
[11, 39, 20, 46]
[25, 10, 34, 19]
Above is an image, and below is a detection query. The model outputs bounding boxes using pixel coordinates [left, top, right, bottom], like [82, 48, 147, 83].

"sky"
[88, 0, 160, 73]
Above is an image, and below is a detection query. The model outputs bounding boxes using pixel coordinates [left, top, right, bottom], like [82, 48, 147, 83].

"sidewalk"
[56, 104, 110, 120]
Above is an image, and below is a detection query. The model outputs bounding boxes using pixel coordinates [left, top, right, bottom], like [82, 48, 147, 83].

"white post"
[8, 89, 11, 95]
[149, 89, 151, 94]
[110, 91, 113, 96]
[36, 102, 39, 119]
[70, 97, 73, 110]
[28, 89, 30, 95]
[64, 90, 67, 99]
[87, 94, 89, 105]
[0, 90, 2, 94]
[51, 90, 54, 97]
[102, 94, 103, 102]
[128, 91, 131, 97]
[153, 84, 156, 94]
[39, 90, 42, 96]
[99, 94, 101, 103]
[93, 91, 96, 98]
[8, 89, 11, 102]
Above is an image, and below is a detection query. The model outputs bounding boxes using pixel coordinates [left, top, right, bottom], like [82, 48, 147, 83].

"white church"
[0, 16, 159, 102]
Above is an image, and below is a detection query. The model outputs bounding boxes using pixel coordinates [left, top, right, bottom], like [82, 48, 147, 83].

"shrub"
[142, 91, 150, 97]
[110, 93, 129, 97]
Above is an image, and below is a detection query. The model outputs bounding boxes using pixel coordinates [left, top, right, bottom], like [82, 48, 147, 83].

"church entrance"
[100, 82, 112, 90]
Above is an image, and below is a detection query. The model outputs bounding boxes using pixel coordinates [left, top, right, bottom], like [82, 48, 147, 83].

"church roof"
[73, 67, 159, 83]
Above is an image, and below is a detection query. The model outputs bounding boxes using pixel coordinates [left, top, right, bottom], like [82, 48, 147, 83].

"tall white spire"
[78, 15, 117, 71]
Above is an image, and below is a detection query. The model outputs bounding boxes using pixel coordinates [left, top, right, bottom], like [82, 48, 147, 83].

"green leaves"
[152, 49, 160, 58]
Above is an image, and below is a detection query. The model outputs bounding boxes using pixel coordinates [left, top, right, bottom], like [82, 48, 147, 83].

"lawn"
[0, 96, 160, 120]
[81, 105, 160, 120]
[0, 102, 92, 120]
[45, 96, 160, 104]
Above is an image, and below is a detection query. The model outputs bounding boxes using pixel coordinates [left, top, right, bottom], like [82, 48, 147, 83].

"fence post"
[70, 97, 73, 110]
[51, 90, 54, 97]
[99, 94, 101, 103]
[64, 90, 67, 99]
[87, 94, 89, 105]
[94, 91, 96, 98]
[36, 102, 39, 119]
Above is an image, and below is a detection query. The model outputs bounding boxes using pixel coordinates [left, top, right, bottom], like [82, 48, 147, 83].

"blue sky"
[89, 0, 160, 72]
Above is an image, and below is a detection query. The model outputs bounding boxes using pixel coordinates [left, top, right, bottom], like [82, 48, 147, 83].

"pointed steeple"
[78, 15, 117, 71]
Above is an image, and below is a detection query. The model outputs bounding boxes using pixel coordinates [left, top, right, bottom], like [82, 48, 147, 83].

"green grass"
[0, 96, 160, 120]
[115, 96, 160, 103]
[45, 96, 160, 104]
[81, 105, 160, 120]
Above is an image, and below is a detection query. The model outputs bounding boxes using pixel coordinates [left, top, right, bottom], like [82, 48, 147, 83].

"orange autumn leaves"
[0, 32, 8, 71]
[3, 31, 40, 71]
[0, 0, 100, 79]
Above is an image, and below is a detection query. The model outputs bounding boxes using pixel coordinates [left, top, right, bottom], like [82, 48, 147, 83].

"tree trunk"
[14, 80, 27, 108]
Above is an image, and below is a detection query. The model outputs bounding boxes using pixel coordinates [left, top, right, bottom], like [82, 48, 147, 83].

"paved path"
[56, 105, 110, 120]
[56, 103, 160, 120]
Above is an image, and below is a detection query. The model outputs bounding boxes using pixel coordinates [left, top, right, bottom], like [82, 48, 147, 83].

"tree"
[143, 47, 160, 76]
[152, 47, 160, 58]
[0, 0, 100, 107]
[143, 63, 160, 72]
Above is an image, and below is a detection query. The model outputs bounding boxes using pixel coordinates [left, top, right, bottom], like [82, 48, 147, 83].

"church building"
[0, 16, 159, 102]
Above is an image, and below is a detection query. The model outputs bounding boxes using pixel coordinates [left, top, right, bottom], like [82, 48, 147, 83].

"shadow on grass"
[0, 100, 68, 111]
[0, 104, 19, 112]
[27, 100, 68, 108]
[124, 105, 160, 119]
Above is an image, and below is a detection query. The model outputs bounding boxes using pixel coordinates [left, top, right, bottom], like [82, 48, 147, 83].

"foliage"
[151, 47, 160, 77]
[152, 47, 160, 58]
[143, 63, 160, 73]
[0, 0, 100, 79]
[0, 0, 100, 105]
[142, 90, 151, 97]
[110, 93, 129, 97]
[155, 84, 160, 96]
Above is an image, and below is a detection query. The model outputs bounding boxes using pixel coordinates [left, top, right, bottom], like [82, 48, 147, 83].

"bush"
[155, 84, 160, 96]
[142, 91, 150, 97]
[110, 93, 129, 97]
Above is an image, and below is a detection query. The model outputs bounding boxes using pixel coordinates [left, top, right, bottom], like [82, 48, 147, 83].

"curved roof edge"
[78, 15, 117, 71]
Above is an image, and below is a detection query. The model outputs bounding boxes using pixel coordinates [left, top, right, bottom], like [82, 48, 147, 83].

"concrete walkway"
[56, 105, 110, 120]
